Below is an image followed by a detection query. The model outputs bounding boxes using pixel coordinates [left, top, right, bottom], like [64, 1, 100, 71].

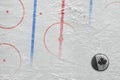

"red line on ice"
[58, 0, 65, 58]
[0, 0, 25, 29]
[44, 22, 74, 58]
[44, 0, 74, 60]
[104, 1, 120, 9]
[0, 43, 22, 72]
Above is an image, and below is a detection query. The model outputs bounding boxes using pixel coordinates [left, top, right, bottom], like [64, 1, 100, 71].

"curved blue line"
[30, 0, 37, 65]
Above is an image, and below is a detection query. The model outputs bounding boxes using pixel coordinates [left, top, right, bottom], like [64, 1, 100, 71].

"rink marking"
[30, 0, 37, 65]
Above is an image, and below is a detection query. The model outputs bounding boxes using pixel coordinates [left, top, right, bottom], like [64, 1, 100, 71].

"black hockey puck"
[91, 53, 109, 71]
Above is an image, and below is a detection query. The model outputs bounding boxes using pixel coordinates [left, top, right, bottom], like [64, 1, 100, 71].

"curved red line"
[0, 43, 22, 72]
[104, 1, 120, 9]
[44, 22, 74, 58]
[0, 0, 25, 29]
[44, 22, 59, 56]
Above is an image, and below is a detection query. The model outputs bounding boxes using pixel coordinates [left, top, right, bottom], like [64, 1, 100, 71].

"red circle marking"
[0, 0, 25, 29]
[0, 43, 22, 71]
[104, 1, 120, 9]
[43, 22, 75, 58]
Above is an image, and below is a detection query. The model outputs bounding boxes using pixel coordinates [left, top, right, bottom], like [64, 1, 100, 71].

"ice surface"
[0, 0, 120, 80]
